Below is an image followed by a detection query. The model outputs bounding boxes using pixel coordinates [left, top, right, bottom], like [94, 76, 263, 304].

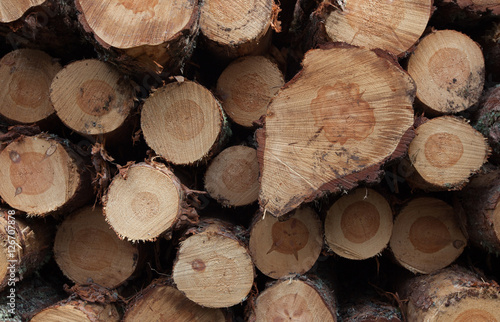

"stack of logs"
[1, 0, 500, 321]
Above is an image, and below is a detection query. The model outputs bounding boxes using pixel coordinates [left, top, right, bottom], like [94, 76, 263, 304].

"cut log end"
[324, 188, 393, 260]
[216, 56, 284, 127]
[173, 221, 254, 308]
[124, 279, 226, 321]
[0, 0, 46, 23]
[408, 30, 485, 114]
[0, 49, 61, 124]
[254, 277, 337, 322]
[408, 116, 489, 190]
[31, 300, 120, 322]
[200, 0, 273, 58]
[76, 0, 196, 49]
[205, 145, 259, 207]
[390, 197, 467, 274]
[249, 207, 323, 279]
[324, 0, 432, 55]
[54, 206, 140, 289]
[104, 162, 183, 241]
[141, 80, 227, 165]
[0, 134, 90, 215]
[259, 45, 415, 217]
[401, 266, 500, 321]
[50, 59, 135, 135]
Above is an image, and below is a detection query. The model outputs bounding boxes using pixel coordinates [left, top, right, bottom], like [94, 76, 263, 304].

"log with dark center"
[249, 207, 323, 279]
[390, 197, 467, 274]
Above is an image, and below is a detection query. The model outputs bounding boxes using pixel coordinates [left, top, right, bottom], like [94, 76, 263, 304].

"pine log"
[216, 56, 284, 127]
[249, 206, 323, 279]
[172, 219, 254, 308]
[74, 0, 199, 76]
[250, 275, 337, 321]
[455, 166, 500, 255]
[53, 206, 141, 289]
[399, 266, 500, 321]
[407, 116, 489, 191]
[141, 80, 229, 165]
[324, 187, 393, 260]
[0, 211, 53, 292]
[31, 298, 120, 322]
[49, 59, 136, 136]
[390, 197, 467, 274]
[104, 161, 198, 242]
[123, 278, 227, 321]
[0, 49, 61, 124]
[340, 297, 402, 322]
[322, 0, 432, 55]
[199, 0, 274, 59]
[408, 29, 485, 115]
[258, 45, 415, 218]
[204, 145, 260, 207]
[474, 85, 500, 164]
[0, 133, 92, 216]
[0, 0, 45, 23]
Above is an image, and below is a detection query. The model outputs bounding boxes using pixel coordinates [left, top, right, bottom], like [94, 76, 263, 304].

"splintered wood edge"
[390, 198, 467, 274]
[75, 0, 198, 49]
[408, 30, 485, 114]
[50, 59, 135, 135]
[324, 0, 432, 55]
[200, 0, 273, 47]
[254, 277, 337, 321]
[408, 116, 490, 189]
[123, 279, 226, 321]
[257, 45, 416, 217]
[172, 223, 254, 308]
[53, 206, 139, 289]
[216, 56, 284, 127]
[141, 80, 227, 165]
[324, 187, 393, 260]
[31, 300, 120, 322]
[0, 49, 61, 123]
[204, 145, 259, 207]
[403, 267, 500, 321]
[0, 135, 82, 215]
[249, 207, 323, 279]
[104, 162, 182, 241]
[0, 0, 46, 23]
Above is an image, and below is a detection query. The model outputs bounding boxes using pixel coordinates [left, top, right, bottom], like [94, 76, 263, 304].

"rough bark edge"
[102, 161, 200, 242]
[454, 164, 500, 254]
[0, 212, 54, 292]
[256, 107, 416, 218]
[339, 297, 403, 322]
[399, 265, 500, 316]
[74, 0, 201, 77]
[0, 131, 93, 216]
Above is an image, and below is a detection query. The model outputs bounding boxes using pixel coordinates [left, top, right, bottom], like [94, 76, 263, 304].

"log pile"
[1, 0, 500, 321]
